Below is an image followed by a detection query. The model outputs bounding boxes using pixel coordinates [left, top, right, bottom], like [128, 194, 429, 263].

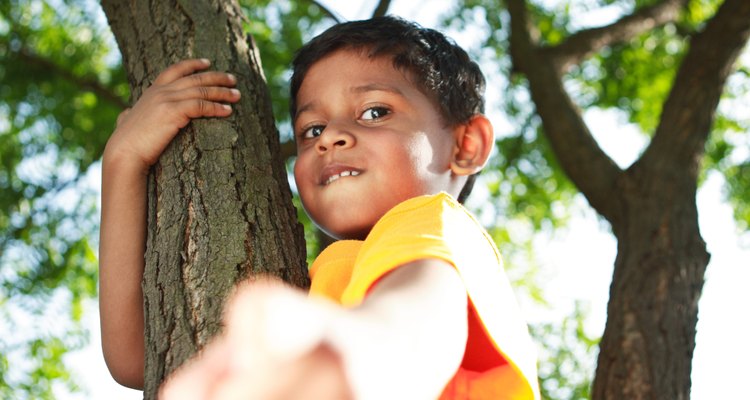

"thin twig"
[371, 0, 392, 18]
[307, 0, 343, 23]
[545, 0, 690, 72]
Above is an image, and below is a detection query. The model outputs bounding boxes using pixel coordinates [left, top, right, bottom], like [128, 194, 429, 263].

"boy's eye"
[360, 107, 390, 121]
[302, 125, 325, 139]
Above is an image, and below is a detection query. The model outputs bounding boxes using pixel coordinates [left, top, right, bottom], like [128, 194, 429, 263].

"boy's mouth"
[324, 170, 361, 185]
[319, 164, 363, 185]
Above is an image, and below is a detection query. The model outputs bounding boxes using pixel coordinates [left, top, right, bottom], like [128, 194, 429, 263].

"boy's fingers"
[162, 342, 351, 400]
[154, 58, 212, 85]
[159, 338, 232, 400]
[177, 86, 240, 103]
[224, 280, 331, 364]
[180, 99, 234, 119]
[284, 344, 353, 400]
[210, 345, 344, 400]
[173, 70, 237, 90]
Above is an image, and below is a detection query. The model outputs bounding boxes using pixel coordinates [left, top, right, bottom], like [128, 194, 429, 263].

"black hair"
[289, 16, 486, 203]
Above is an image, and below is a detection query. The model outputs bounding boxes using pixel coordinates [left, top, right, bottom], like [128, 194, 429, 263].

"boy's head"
[290, 17, 493, 240]
[290, 16, 486, 129]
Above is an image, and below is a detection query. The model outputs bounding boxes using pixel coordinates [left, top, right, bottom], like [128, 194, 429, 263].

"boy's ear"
[450, 114, 494, 176]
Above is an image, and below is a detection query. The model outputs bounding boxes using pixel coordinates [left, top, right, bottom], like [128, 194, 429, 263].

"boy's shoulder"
[377, 192, 464, 223]
[372, 192, 487, 242]
[360, 192, 501, 269]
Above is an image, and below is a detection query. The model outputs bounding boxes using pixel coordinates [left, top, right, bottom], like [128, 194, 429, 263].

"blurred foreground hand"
[159, 279, 353, 400]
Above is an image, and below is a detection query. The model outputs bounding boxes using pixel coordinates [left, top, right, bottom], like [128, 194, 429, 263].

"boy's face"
[293, 50, 464, 240]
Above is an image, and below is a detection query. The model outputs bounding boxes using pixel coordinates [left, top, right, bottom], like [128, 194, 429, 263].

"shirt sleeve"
[340, 192, 539, 399]
[308, 240, 363, 303]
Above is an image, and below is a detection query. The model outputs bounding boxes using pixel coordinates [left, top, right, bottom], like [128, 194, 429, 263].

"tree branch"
[371, 0, 392, 18]
[545, 0, 689, 73]
[18, 47, 128, 110]
[508, 0, 623, 222]
[636, 0, 750, 179]
[307, 0, 343, 23]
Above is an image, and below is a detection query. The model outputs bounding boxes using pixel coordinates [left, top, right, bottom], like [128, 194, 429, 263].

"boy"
[100, 16, 539, 399]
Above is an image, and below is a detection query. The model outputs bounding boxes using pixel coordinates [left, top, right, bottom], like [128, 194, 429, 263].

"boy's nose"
[316, 124, 355, 154]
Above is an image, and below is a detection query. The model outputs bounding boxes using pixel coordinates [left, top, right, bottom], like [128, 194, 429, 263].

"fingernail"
[222, 104, 232, 111]
[227, 74, 237, 83]
[201, 58, 211, 65]
[230, 88, 240, 97]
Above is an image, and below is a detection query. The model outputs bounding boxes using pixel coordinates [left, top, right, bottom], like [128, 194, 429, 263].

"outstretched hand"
[158, 260, 467, 400]
[159, 279, 353, 400]
[105, 58, 241, 171]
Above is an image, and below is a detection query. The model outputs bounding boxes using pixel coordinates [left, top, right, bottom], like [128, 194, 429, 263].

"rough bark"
[100, 1, 308, 398]
[507, 0, 750, 398]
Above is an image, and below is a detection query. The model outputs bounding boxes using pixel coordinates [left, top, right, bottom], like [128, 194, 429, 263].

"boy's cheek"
[293, 166, 320, 215]
[292, 157, 313, 189]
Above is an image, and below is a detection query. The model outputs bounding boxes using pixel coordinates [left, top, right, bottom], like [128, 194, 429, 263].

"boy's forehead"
[300, 49, 419, 94]
[310, 49, 394, 74]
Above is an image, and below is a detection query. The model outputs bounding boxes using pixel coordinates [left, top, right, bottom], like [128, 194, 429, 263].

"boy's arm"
[99, 59, 240, 389]
[334, 258, 468, 399]
[98, 150, 148, 389]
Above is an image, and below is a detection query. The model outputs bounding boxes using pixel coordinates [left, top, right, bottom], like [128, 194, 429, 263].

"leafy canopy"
[1, 1, 747, 398]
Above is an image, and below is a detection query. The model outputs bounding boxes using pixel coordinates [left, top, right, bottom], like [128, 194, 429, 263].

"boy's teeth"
[326, 170, 360, 185]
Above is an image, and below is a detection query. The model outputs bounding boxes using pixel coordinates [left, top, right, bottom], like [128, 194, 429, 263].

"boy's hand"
[159, 261, 465, 400]
[159, 279, 353, 400]
[105, 58, 241, 172]
[159, 338, 352, 400]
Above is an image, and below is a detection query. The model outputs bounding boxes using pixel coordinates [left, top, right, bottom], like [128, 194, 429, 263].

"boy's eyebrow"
[295, 103, 316, 122]
[350, 83, 405, 96]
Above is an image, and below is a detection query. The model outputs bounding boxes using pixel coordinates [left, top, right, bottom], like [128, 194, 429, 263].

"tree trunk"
[507, 0, 750, 398]
[592, 168, 709, 399]
[100, 1, 308, 398]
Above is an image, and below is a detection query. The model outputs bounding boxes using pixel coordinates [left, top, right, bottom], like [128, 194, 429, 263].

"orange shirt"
[308, 193, 539, 399]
